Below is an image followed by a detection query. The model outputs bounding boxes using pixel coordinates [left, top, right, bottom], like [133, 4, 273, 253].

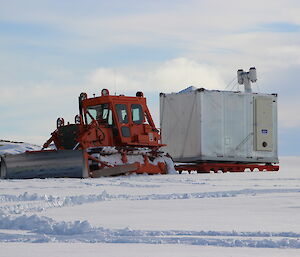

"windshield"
[86, 104, 113, 125]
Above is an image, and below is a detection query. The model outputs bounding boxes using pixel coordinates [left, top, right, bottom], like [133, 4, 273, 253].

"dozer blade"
[1, 150, 89, 179]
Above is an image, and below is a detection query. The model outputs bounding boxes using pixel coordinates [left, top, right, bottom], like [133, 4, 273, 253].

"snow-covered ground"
[0, 141, 300, 256]
[0, 140, 40, 155]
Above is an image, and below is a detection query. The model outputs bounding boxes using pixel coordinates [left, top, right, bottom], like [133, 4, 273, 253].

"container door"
[254, 97, 273, 151]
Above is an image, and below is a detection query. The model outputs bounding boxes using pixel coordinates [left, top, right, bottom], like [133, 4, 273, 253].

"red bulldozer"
[1, 89, 175, 179]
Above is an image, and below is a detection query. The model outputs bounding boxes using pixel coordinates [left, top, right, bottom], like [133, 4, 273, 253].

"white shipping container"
[160, 88, 278, 164]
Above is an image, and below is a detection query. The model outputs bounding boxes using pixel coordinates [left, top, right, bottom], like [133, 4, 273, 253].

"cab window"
[131, 104, 144, 124]
[86, 104, 113, 125]
[116, 104, 128, 124]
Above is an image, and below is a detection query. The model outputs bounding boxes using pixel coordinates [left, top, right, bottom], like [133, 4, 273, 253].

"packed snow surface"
[0, 141, 300, 256]
[0, 140, 40, 155]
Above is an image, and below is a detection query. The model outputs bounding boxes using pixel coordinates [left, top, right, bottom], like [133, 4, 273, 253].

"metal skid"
[175, 162, 279, 174]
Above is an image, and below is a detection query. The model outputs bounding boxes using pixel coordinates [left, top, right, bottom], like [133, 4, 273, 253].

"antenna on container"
[237, 67, 257, 93]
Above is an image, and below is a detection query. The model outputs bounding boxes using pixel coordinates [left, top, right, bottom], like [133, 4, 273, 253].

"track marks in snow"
[0, 213, 300, 248]
[0, 212, 91, 235]
[1, 188, 299, 215]
[0, 191, 110, 214]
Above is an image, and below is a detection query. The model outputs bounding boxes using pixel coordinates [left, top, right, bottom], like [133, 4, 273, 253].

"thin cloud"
[88, 58, 224, 93]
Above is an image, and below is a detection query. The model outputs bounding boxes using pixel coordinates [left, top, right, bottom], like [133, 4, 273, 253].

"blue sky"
[0, 0, 300, 156]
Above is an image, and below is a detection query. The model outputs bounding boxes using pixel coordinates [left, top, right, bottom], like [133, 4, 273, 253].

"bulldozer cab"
[80, 89, 162, 148]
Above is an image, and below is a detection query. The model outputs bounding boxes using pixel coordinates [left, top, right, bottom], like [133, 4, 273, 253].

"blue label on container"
[261, 129, 268, 134]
